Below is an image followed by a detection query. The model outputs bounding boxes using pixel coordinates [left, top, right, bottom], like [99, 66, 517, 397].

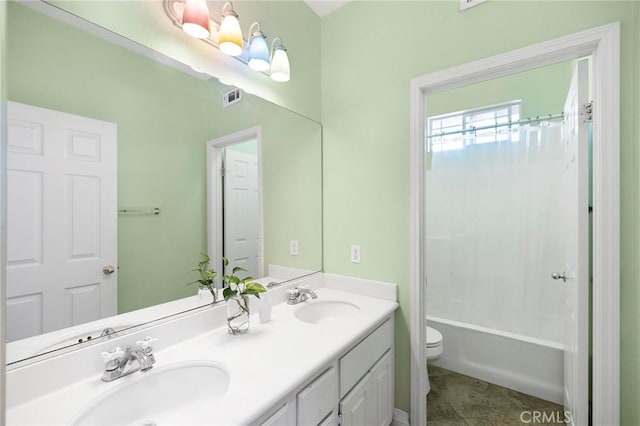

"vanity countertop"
[6, 286, 398, 425]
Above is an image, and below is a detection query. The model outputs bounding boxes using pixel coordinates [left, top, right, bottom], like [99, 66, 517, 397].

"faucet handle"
[101, 347, 124, 363]
[135, 336, 157, 350]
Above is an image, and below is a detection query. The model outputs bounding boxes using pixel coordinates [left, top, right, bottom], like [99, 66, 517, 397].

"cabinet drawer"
[297, 366, 338, 425]
[339, 319, 392, 397]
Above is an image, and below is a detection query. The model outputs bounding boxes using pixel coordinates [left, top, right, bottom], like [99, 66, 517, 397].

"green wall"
[321, 1, 640, 420]
[227, 139, 257, 155]
[207, 80, 323, 273]
[428, 61, 571, 118]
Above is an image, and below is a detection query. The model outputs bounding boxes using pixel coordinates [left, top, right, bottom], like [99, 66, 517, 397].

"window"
[428, 101, 521, 152]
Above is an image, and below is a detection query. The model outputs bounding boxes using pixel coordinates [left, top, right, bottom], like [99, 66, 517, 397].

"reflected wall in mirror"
[5, 0, 322, 364]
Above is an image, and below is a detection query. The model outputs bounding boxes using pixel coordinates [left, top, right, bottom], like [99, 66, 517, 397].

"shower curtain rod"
[426, 112, 565, 139]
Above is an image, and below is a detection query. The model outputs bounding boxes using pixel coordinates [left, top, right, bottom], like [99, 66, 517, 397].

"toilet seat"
[426, 326, 442, 348]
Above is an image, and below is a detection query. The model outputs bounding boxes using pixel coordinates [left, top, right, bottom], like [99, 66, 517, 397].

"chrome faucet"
[287, 285, 318, 305]
[101, 337, 157, 382]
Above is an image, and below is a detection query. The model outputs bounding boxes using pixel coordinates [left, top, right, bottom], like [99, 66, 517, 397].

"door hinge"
[582, 101, 593, 123]
[220, 166, 225, 177]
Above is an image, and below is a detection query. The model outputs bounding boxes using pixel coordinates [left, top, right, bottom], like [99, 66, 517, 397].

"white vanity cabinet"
[258, 365, 339, 426]
[297, 365, 339, 425]
[6, 283, 399, 426]
[261, 400, 296, 426]
[339, 319, 394, 426]
[340, 350, 393, 426]
[257, 317, 394, 426]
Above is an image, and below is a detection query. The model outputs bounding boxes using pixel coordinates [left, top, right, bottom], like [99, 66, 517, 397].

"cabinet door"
[371, 350, 393, 426]
[260, 402, 295, 426]
[318, 411, 339, 426]
[340, 372, 375, 426]
[297, 366, 338, 425]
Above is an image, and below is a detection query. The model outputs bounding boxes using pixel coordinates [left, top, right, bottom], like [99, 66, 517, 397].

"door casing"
[206, 126, 264, 286]
[410, 22, 620, 426]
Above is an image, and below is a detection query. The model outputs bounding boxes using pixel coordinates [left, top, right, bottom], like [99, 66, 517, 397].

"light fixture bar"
[163, 0, 289, 81]
[164, 0, 255, 70]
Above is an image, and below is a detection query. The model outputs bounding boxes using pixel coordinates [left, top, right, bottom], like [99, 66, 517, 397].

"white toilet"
[426, 325, 443, 394]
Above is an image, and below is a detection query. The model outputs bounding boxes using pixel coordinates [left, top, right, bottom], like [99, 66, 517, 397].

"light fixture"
[181, 0, 210, 39]
[247, 22, 270, 72]
[270, 37, 290, 82]
[218, 2, 243, 56]
[164, 0, 292, 82]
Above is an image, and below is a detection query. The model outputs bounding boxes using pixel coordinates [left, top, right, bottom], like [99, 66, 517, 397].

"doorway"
[410, 23, 620, 426]
[423, 58, 589, 424]
[207, 127, 263, 285]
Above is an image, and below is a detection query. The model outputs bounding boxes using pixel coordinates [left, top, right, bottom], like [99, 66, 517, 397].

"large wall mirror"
[5, 0, 322, 365]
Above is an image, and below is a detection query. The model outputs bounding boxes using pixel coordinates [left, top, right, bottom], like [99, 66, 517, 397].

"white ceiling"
[304, 0, 352, 17]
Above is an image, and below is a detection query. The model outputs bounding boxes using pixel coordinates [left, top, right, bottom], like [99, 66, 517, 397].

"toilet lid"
[426, 326, 442, 347]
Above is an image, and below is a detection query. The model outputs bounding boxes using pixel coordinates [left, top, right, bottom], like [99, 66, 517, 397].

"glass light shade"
[181, 0, 210, 39]
[248, 34, 270, 72]
[218, 14, 243, 56]
[270, 47, 290, 82]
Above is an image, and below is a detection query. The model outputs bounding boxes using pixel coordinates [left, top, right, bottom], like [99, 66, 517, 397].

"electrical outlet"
[290, 240, 299, 256]
[351, 245, 361, 264]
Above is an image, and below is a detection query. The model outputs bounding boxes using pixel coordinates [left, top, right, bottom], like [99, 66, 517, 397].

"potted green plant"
[188, 253, 219, 304]
[221, 257, 266, 334]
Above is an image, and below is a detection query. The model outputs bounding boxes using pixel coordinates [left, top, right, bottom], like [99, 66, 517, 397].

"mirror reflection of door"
[222, 140, 260, 279]
[6, 102, 118, 342]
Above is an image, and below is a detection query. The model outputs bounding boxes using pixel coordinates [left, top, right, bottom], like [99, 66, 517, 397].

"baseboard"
[391, 408, 410, 426]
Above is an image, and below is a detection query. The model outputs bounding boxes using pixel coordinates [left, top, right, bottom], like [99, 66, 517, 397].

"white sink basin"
[294, 300, 360, 324]
[71, 361, 230, 425]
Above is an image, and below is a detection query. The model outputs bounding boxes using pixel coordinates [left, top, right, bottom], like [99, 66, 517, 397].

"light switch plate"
[290, 240, 299, 256]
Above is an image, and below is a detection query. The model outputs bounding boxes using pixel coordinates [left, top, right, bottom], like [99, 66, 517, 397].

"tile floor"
[427, 366, 565, 425]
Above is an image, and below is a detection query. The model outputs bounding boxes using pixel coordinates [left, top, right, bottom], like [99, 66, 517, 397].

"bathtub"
[428, 316, 564, 404]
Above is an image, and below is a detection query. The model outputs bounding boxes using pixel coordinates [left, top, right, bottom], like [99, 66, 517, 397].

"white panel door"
[7, 101, 117, 342]
[223, 149, 259, 278]
[561, 59, 589, 426]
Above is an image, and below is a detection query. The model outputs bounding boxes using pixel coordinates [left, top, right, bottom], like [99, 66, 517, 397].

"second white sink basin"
[71, 361, 230, 425]
[294, 300, 360, 324]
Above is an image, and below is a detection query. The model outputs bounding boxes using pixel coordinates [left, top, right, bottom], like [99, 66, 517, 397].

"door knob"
[551, 272, 566, 282]
[103, 265, 116, 275]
